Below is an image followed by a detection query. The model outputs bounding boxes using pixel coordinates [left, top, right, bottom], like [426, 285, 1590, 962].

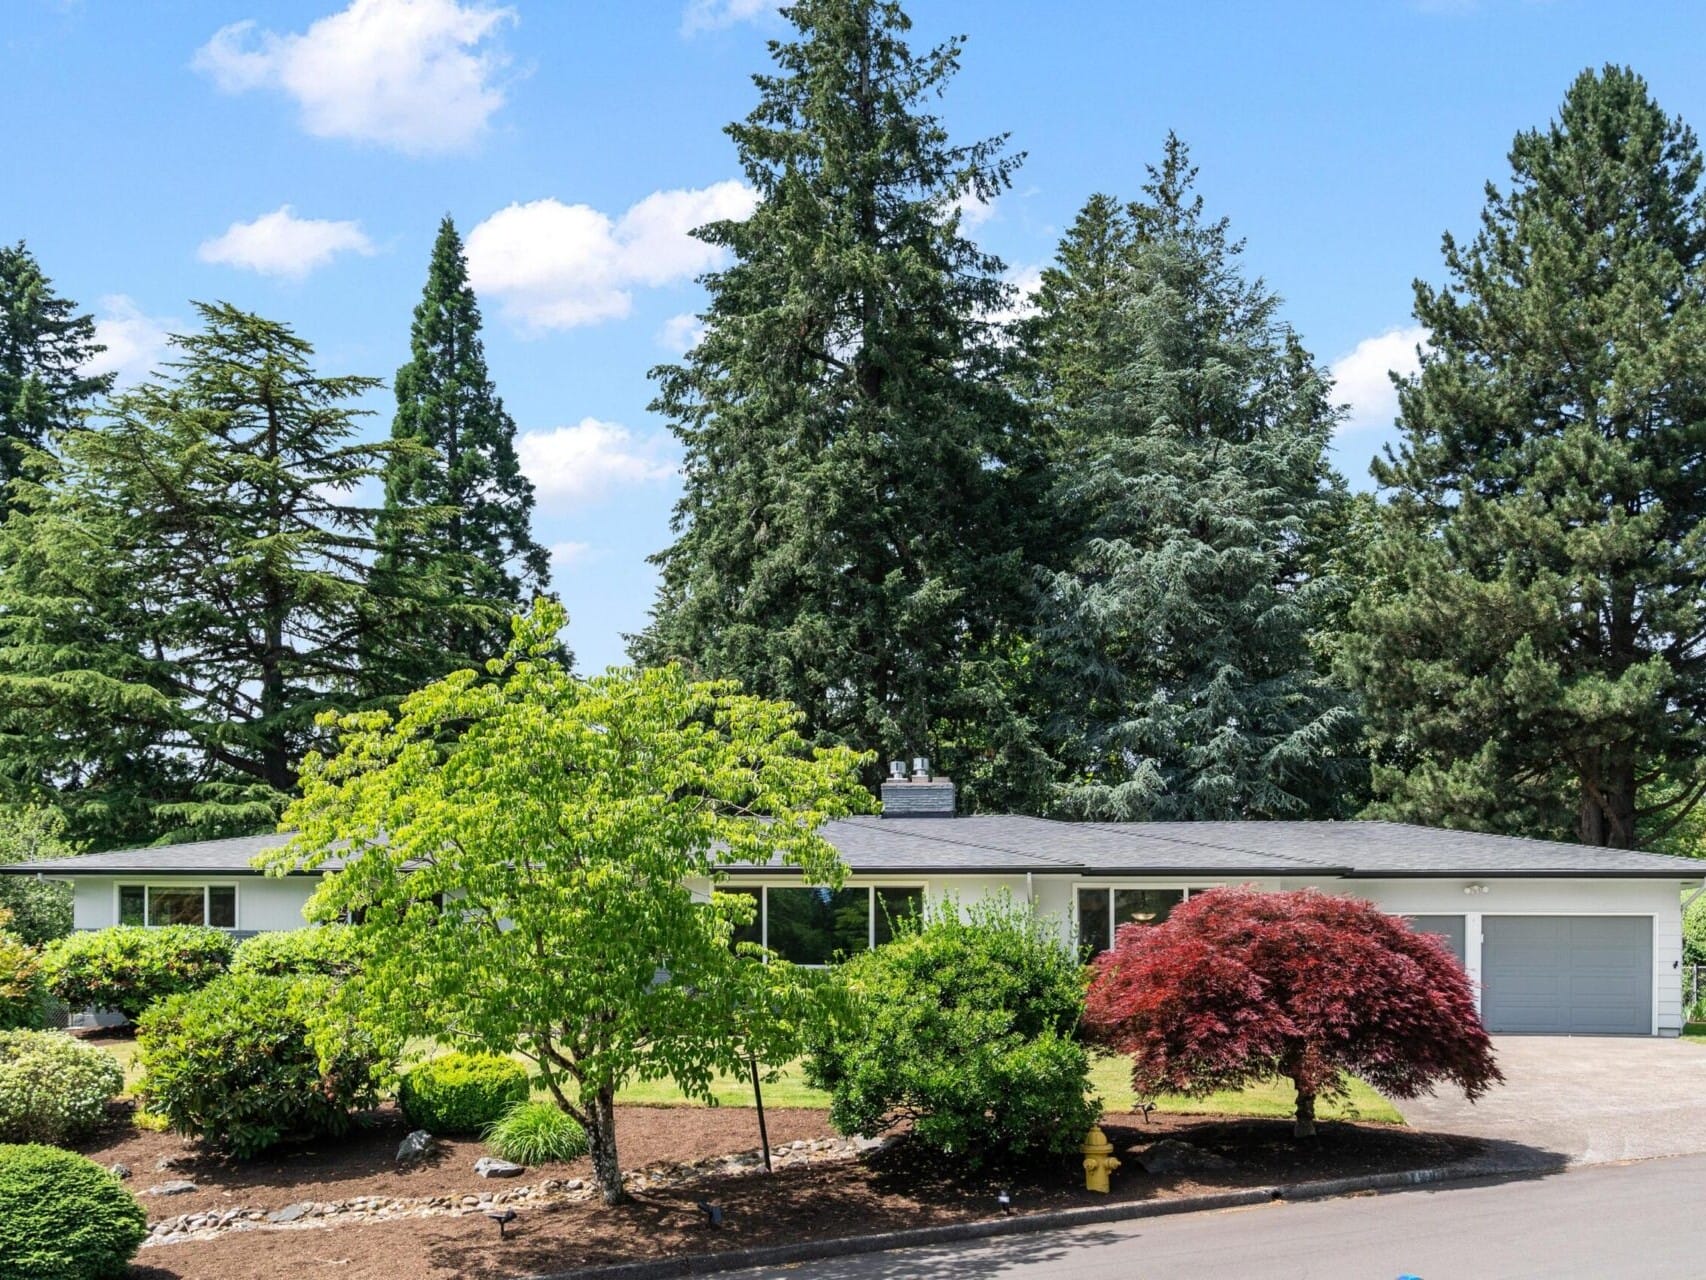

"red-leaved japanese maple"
[1083, 887, 1502, 1137]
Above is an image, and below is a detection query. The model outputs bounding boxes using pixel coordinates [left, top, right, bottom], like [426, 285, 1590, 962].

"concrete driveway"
[1397, 1035, 1706, 1167]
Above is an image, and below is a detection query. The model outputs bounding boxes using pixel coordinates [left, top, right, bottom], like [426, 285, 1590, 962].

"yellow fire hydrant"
[1081, 1124, 1120, 1193]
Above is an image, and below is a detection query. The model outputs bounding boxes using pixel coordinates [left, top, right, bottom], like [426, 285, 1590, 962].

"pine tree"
[0, 304, 422, 843]
[637, 0, 1048, 807]
[0, 242, 109, 508]
[369, 217, 552, 693]
[1033, 138, 1357, 820]
[1343, 66, 1706, 848]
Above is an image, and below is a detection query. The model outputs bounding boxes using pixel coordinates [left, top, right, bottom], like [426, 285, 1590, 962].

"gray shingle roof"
[4, 817, 1700, 880]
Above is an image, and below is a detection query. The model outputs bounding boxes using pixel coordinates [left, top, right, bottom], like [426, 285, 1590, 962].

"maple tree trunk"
[1293, 1084, 1317, 1139]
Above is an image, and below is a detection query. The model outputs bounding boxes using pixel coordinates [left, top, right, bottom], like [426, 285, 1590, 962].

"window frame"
[1075, 882, 1223, 957]
[114, 881, 241, 930]
[719, 882, 927, 967]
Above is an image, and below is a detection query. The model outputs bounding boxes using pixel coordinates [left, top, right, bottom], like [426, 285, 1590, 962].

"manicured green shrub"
[400, 1051, 531, 1135]
[41, 925, 233, 1020]
[805, 897, 1099, 1165]
[231, 925, 368, 979]
[483, 1099, 589, 1165]
[0, 1031, 124, 1144]
[0, 1143, 148, 1280]
[0, 916, 44, 1030]
[1685, 893, 1706, 968]
[136, 971, 387, 1157]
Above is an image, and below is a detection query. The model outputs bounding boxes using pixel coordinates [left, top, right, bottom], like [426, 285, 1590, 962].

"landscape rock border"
[525, 1154, 1561, 1280]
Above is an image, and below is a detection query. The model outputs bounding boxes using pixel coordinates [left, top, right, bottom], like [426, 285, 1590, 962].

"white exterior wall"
[63, 875, 317, 935]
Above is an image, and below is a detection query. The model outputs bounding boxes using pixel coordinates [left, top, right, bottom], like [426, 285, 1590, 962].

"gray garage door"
[1408, 915, 1466, 967]
[1481, 916, 1652, 1035]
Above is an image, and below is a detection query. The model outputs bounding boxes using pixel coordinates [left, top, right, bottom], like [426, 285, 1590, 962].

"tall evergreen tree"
[369, 217, 552, 692]
[1032, 139, 1356, 820]
[0, 304, 422, 843]
[1343, 66, 1706, 848]
[0, 242, 109, 509]
[637, 0, 1047, 807]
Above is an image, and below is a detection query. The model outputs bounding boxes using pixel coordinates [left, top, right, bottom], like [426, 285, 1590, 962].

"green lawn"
[99, 1033, 1402, 1124]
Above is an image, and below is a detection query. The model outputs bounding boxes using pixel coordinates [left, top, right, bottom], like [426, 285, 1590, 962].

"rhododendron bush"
[1084, 887, 1501, 1136]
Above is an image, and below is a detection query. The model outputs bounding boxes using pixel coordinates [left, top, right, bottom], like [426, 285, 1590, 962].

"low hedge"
[400, 1052, 531, 1135]
[0, 1030, 124, 1145]
[0, 1143, 148, 1280]
[231, 925, 368, 979]
[136, 970, 388, 1157]
[41, 925, 233, 1020]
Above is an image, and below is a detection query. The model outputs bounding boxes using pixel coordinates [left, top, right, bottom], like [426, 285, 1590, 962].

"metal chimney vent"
[911, 756, 931, 780]
[888, 760, 908, 781]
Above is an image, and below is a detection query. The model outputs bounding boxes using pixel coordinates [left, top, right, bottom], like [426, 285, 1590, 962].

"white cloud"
[194, 0, 514, 155]
[198, 206, 377, 279]
[465, 181, 758, 331]
[657, 312, 705, 354]
[1330, 325, 1428, 434]
[949, 189, 997, 231]
[82, 296, 175, 387]
[548, 540, 595, 572]
[681, 0, 778, 35]
[517, 418, 677, 504]
[987, 262, 1045, 326]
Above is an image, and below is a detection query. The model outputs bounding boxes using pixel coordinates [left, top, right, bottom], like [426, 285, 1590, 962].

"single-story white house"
[9, 767, 1703, 1037]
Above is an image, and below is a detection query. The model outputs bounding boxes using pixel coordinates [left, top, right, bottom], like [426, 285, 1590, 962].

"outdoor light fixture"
[696, 1199, 725, 1228]
[1462, 883, 1490, 896]
[485, 1207, 517, 1240]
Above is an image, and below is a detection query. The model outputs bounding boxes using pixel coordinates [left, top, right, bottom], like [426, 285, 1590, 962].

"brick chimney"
[879, 757, 956, 818]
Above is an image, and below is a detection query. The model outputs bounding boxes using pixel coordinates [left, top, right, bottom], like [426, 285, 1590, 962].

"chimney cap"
[911, 756, 931, 780]
[888, 760, 908, 780]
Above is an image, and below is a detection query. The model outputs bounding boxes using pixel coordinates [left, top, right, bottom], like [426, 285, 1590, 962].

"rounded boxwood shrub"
[400, 1052, 531, 1135]
[483, 1099, 588, 1165]
[0, 1144, 147, 1280]
[136, 970, 387, 1157]
[41, 925, 233, 1020]
[804, 897, 1099, 1165]
[231, 925, 368, 979]
[0, 1030, 124, 1144]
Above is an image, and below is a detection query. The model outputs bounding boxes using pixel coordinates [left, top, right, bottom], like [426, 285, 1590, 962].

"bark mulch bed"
[113, 1107, 1485, 1280]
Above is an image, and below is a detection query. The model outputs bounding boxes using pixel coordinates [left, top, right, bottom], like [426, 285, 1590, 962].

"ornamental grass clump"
[0, 1144, 148, 1280]
[399, 1052, 531, 1135]
[1084, 887, 1503, 1138]
[483, 1099, 590, 1165]
[0, 1030, 124, 1145]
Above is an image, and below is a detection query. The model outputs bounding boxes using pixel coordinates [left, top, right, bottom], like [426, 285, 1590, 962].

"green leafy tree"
[1344, 66, 1706, 847]
[0, 808, 74, 945]
[636, 0, 1048, 809]
[369, 217, 553, 694]
[1031, 139, 1356, 819]
[0, 305, 424, 842]
[270, 600, 872, 1204]
[0, 242, 109, 511]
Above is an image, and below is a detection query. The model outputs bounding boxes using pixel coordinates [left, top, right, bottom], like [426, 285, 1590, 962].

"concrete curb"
[524, 1156, 1546, 1280]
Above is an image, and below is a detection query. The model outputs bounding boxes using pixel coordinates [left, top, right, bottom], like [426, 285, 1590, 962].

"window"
[1076, 886, 1218, 958]
[727, 885, 925, 966]
[115, 884, 238, 929]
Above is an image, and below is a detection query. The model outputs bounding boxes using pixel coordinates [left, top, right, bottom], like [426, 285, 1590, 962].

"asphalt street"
[731, 1154, 1706, 1279]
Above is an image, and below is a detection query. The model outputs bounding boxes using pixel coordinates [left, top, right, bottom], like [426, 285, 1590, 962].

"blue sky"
[6, 0, 1706, 670]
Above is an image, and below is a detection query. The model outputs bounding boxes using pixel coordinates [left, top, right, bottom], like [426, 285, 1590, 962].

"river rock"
[145, 1180, 199, 1196]
[474, 1156, 525, 1178]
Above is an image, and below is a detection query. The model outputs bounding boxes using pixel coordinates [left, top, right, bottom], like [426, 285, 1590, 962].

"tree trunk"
[1293, 1085, 1317, 1139]
[587, 1087, 626, 1204]
[1578, 747, 1638, 849]
[749, 1050, 772, 1174]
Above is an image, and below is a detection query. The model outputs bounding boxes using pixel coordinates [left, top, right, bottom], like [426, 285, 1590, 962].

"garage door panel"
[1407, 915, 1466, 967]
[1481, 916, 1651, 1036]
